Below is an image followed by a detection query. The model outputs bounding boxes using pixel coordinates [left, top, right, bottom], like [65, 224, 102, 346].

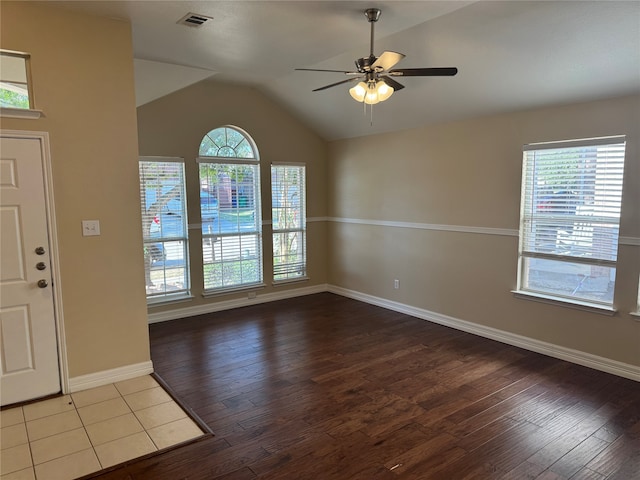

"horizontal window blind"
[521, 138, 625, 263]
[272, 164, 306, 281]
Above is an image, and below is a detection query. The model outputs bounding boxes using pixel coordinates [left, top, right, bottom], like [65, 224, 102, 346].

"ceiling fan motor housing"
[355, 56, 377, 73]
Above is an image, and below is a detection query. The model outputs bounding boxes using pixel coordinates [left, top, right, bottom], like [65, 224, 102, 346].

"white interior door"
[1, 134, 60, 406]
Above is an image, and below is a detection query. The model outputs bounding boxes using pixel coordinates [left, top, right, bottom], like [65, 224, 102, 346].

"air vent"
[177, 13, 213, 27]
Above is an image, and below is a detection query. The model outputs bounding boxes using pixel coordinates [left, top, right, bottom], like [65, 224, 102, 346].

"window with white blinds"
[272, 164, 306, 282]
[198, 126, 263, 292]
[517, 136, 626, 306]
[138, 158, 190, 301]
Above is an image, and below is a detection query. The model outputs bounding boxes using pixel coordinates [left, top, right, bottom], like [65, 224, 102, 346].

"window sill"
[147, 293, 194, 307]
[511, 290, 616, 316]
[202, 282, 266, 298]
[273, 276, 309, 286]
[1, 107, 44, 119]
[630, 311, 640, 319]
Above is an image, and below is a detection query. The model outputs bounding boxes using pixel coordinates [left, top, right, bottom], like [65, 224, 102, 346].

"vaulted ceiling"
[51, 1, 640, 140]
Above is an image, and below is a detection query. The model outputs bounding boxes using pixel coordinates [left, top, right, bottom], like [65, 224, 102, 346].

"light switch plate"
[82, 220, 101, 236]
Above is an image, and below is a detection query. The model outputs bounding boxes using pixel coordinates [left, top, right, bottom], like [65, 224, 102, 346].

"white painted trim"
[148, 283, 328, 324]
[327, 217, 518, 237]
[328, 285, 640, 382]
[0, 107, 43, 119]
[0, 130, 69, 394]
[511, 290, 616, 316]
[327, 217, 639, 245]
[68, 361, 154, 393]
[139, 156, 183, 163]
[620, 236, 640, 246]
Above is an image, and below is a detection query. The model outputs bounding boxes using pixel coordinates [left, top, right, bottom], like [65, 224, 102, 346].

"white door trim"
[1, 129, 69, 395]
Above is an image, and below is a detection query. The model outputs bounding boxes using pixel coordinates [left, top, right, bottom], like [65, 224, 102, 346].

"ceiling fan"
[296, 8, 458, 105]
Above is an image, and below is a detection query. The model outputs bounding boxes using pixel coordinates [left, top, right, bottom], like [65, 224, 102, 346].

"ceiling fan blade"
[388, 67, 458, 77]
[380, 75, 405, 91]
[312, 77, 362, 92]
[296, 68, 357, 74]
[371, 51, 405, 71]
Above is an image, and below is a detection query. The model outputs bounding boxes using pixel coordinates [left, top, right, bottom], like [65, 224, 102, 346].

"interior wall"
[327, 95, 640, 368]
[136, 80, 328, 313]
[0, 2, 151, 378]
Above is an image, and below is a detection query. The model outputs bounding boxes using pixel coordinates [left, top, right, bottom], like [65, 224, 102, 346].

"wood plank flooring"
[89, 293, 640, 479]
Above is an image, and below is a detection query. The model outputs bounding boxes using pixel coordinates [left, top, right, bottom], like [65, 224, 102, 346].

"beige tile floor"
[1, 376, 205, 480]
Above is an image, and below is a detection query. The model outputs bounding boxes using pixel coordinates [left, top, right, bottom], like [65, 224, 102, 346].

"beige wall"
[136, 80, 328, 312]
[328, 95, 640, 367]
[3, 1, 636, 385]
[1, 3, 151, 377]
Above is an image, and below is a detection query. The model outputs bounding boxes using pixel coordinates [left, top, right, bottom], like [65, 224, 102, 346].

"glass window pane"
[0, 51, 30, 109]
[145, 240, 189, 298]
[522, 257, 615, 304]
[203, 234, 262, 290]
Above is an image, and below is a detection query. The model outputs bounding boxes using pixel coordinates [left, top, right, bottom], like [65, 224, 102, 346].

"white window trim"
[511, 290, 617, 316]
[197, 156, 259, 164]
[0, 107, 43, 119]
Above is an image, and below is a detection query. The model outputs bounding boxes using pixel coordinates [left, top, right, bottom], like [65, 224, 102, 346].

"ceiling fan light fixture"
[364, 83, 381, 105]
[376, 80, 394, 102]
[353, 79, 393, 105]
[349, 81, 367, 102]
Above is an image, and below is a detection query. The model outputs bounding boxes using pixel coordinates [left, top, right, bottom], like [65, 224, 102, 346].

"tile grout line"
[3, 376, 206, 479]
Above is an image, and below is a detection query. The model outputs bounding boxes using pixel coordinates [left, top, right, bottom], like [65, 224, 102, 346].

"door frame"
[1, 129, 69, 395]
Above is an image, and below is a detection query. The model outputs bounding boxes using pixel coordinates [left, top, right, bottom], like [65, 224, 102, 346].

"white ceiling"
[51, 1, 640, 140]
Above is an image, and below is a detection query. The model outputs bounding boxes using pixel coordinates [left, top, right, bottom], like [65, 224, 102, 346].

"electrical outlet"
[394, 279, 400, 289]
[248, 292, 257, 299]
[82, 220, 101, 237]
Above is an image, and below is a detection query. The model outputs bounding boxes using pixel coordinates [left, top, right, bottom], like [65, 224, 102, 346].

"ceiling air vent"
[177, 13, 213, 28]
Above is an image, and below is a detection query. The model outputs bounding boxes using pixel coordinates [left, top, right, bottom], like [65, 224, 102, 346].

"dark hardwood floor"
[90, 293, 640, 479]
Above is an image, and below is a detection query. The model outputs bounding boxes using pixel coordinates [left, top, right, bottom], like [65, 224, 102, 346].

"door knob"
[37, 279, 48, 288]
[35, 247, 46, 255]
[36, 262, 47, 270]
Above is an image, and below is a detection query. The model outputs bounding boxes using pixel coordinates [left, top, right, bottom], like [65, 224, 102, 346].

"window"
[198, 127, 263, 292]
[0, 50, 32, 109]
[139, 158, 190, 301]
[517, 136, 626, 308]
[272, 164, 307, 282]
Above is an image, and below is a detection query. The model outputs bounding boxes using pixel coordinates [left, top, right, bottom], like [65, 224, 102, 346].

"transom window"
[198, 126, 263, 292]
[0, 50, 32, 109]
[517, 136, 626, 308]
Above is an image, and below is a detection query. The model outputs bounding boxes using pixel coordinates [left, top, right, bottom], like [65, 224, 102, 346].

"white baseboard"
[148, 283, 329, 324]
[328, 285, 640, 382]
[68, 361, 154, 393]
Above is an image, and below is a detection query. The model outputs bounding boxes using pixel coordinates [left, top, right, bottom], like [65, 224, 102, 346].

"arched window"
[199, 126, 257, 159]
[197, 126, 263, 291]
